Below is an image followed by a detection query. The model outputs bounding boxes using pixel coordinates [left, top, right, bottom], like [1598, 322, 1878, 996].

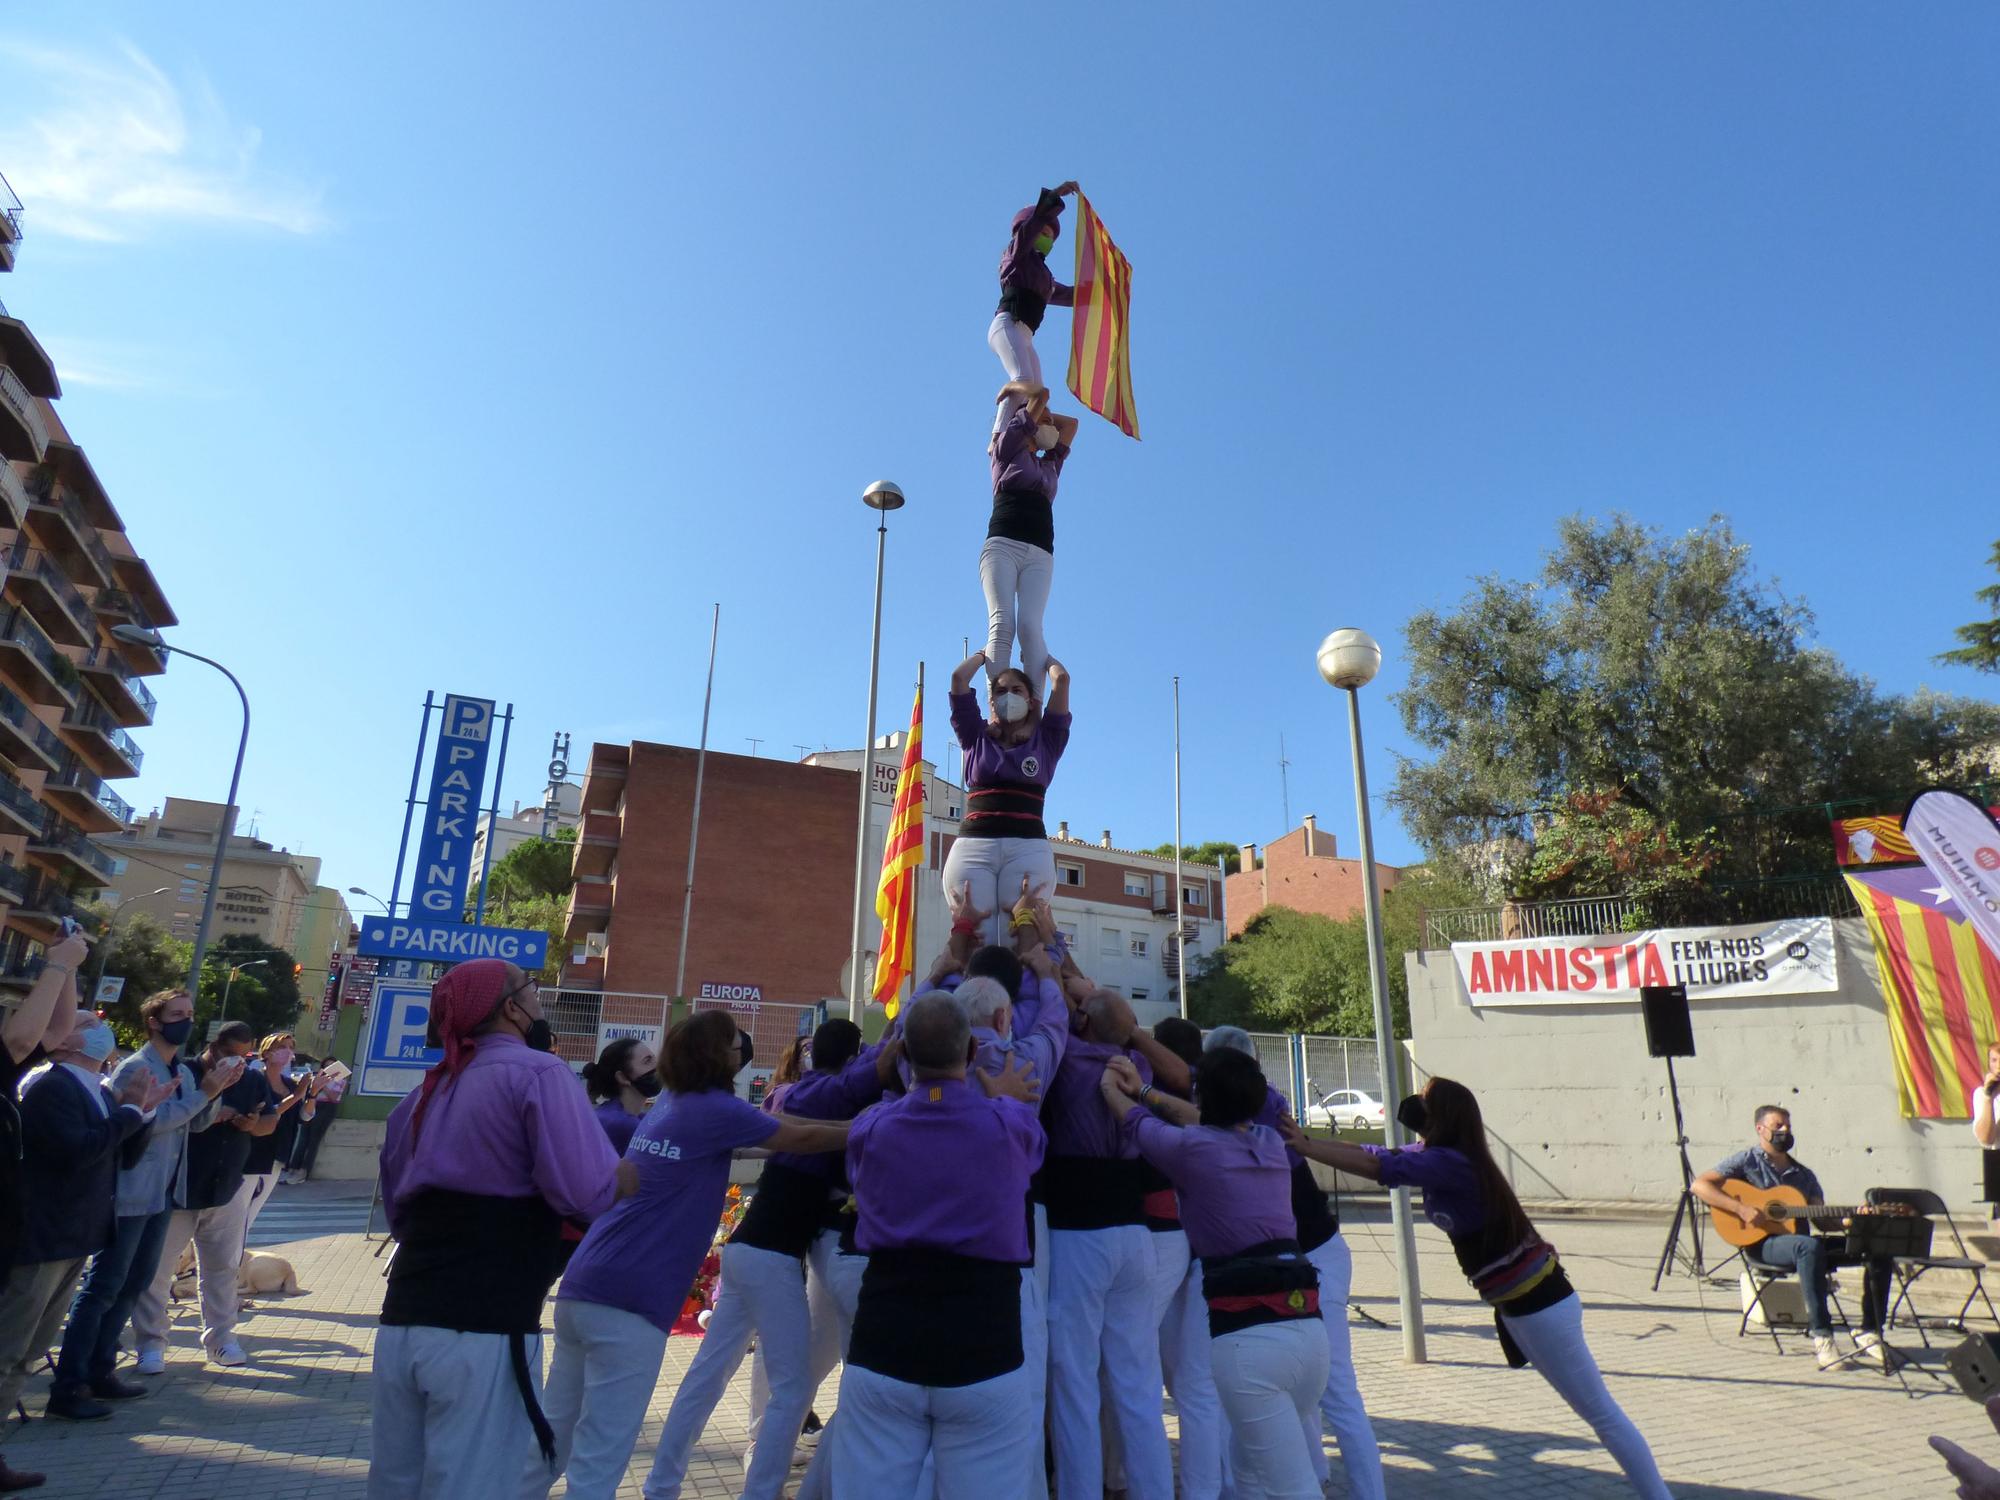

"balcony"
[0, 606, 78, 707]
[0, 929, 44, 992]
[27, 814, 117, 888]
[564, 875, 613, 943]
[580, 747, 628, 813]
[0, 175, 19, 274]
[564, 953, 606, 992]
[111, 555, 176, 634]
[43, 442, 121, 532]
[23, 480, 114, 591]
[3, 538, 93, 647]
[0, 768, 44, 839]
[0, 366, 47, 464]
[42, 759, 128, 834]
[0, 860, 30, 908]
[77, 644, 157, 726]
[0, 459, 27, 531]
[0, 314, 58, 401]
[572, 809, 622, 878]
[0, 682, 60, 774]
[59, 699, 142, 778]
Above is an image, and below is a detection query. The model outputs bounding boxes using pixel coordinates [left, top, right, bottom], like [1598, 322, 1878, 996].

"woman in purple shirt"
[943, 648, 1073, 946]
[1103, 1047, 1330, 1500]
[529, 1012, 848, 1500]
[580, 1036, 658, 1155]
[983, 383, 1078, 698]
[1284, 1078, 1671, 1499]
[988, 180, 1078, 438]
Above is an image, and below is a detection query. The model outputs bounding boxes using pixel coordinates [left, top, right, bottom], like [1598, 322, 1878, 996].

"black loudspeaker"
[1950, 1332, 2000, 1404]
[1640, 984, 1695, 1059]
[1982, 1143, 2000, 1206]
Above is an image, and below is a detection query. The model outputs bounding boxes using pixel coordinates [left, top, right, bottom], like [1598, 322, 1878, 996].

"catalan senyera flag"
[1066, 191, 1139, 439]
[1846, 865, 2000, 1118]
[872, 685, 925, 1017]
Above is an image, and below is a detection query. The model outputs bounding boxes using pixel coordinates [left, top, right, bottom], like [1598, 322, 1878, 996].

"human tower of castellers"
[0, 187, 1680, 1500]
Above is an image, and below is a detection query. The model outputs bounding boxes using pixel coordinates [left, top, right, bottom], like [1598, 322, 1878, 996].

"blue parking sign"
[357, 980, 442, 1097]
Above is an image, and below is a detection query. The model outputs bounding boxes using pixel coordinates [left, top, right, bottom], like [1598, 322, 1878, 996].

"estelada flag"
[872, 684, 925, 1017]
[1066, 191, 1139, 439]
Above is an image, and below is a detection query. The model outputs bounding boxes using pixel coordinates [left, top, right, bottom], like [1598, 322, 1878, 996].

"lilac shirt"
[1364, 1143, 1486, 1237]
[848, 1076, 1045, 1261]
[1044, 1034, 1152, 1160]
[1124, 1113, 1296, 1259]
[379, 1032, 620, 1239]
[561, 1088, 779, 1332]
[997, 189, 1075, 328]
[949, 690, 1071, 793]
[767, 1044, 893, 1185]
[898, 974, 1067, 1094]
[595, 1097, 642, 1156]
[990, 404, 1071, 503]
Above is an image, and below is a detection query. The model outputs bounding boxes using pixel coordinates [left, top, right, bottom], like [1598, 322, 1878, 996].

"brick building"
[563, 737, 1224, 1027]
[1225, 814, 1402, 939]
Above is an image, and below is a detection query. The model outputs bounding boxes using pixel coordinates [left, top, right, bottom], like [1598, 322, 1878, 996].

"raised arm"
[1044, 657, 1071, 719]
[765, 1116, 851, 1154]
[1278, 1118, 1383, 1181]
[2, 930, 86, 1063]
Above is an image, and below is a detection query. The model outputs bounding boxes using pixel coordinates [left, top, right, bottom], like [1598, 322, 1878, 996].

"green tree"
[194, 932, 305, 1040]
[481, 827, 577, 908]
[1392, 515, 2000, 889]
[1148, 840, 1252, 874]
[1940, 540, 2000, 675]
[88, 910, 191, 1047]
[482, 890, 569, 981]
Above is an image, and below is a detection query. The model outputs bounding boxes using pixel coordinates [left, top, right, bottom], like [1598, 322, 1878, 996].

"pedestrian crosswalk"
[245, 1194, 378, 1248]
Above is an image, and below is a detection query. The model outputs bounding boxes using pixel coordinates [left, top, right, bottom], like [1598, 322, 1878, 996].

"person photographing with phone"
[1971, 1042, 2000, 1151]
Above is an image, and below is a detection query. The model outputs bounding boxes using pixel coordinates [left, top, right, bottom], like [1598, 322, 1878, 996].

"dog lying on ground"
[170, 1246, 305, 1301]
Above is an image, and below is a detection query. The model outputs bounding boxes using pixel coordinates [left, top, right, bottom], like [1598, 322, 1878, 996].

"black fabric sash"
[960, 780, 1049, 842]
[848, 1248, 1022, 1388]
[986, 486, 1056, 553]
[1200, 1237, 1321, 1339]
[1043, 1155, 1172, 1231]
[731, 1160, 834, 1259]
[1291, 1158, 1339, 1252]
[997, 287, 1050, 334]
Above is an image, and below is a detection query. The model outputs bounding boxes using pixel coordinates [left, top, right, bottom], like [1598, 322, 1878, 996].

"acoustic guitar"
[1708, 1179, 1912, 1248]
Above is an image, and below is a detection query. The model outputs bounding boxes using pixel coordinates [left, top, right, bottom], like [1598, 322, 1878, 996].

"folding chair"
[1868, 1186, 2000, 1347]
[1737, 1250, 1849, 1353]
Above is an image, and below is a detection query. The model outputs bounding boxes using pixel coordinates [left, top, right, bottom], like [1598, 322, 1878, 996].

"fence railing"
[538, 987, 823, 1100]
[1421, 871, 1863, 948]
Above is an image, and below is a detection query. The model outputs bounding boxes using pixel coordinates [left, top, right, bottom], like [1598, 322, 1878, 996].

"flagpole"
[675, 603, 720, 999]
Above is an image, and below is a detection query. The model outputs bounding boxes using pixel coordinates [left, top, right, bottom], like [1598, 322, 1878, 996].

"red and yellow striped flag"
[1066, 191, 1139, 439]
[1846, 866, 2000, 1118]
[872, 685, 925, 1017]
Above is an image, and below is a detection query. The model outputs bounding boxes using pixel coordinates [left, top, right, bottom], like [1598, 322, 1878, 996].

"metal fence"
[1300, 1036, 1385, 1103]
[1422, 870, 1863, 948]
[690, 994, 822, 1073]
[542, 988, 672, 1068]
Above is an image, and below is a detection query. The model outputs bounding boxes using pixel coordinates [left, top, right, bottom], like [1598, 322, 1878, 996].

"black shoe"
[44, 1391, 112, 1422]
[88, 1375, 147, 1401]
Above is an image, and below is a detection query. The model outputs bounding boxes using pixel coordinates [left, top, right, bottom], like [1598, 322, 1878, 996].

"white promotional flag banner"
[1904, 789, 2000, 965]
[1451, 916, 1838, 1008]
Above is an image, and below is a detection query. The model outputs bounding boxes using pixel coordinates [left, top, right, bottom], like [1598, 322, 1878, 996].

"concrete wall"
[1403, 917, 1981, 1207]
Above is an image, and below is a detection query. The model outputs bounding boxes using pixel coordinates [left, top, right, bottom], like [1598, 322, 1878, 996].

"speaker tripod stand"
[1652, 1054, 1708, 1291]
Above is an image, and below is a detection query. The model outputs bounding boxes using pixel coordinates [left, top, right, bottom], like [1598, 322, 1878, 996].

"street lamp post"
[1317, 627, 1427, 1364]
[111, 625, 249, 995]
[219, 958, 269, 1025]
[87, 886, 171, 1002]
[846, 481, 903, 1022]
[346, 886, 390, 914]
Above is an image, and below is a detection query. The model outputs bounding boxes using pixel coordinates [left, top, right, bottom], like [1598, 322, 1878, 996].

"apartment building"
[98, 798, 317, 955]
[468, 780, 582, 896]
[0, 177, 175, 984]
[563, 737, 1223, 1027]
[1225, 814, 1403, 938]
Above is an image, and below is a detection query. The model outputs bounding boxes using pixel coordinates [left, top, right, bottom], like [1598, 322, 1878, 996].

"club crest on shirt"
[1021, 755, 1039, 778]
[1432, 1209, 1456, 1233]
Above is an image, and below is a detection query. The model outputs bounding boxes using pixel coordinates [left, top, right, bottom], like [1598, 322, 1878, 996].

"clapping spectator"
[1, 928, 92, 1289]
[238, 1032, 313, 1245]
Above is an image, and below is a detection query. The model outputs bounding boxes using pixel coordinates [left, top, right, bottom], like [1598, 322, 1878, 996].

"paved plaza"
[3, 1183, 1986, 1497]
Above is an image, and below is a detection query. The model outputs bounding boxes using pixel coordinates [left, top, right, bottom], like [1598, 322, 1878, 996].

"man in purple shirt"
[834, 992, 1045, 1499]
[369, 960, 629, 1500]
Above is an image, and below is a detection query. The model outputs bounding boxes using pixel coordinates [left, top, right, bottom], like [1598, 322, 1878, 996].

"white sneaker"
[1854, 1332, 1888, 1367]
[792, 1428, 821, 1467]
[1813, 1335, 1845, 1370]
[207, 1341, 247, 1368]
[133, 1348, 165, 1377]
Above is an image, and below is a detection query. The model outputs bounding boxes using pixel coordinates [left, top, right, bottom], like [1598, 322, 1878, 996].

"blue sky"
[1, 6, 1994, 913]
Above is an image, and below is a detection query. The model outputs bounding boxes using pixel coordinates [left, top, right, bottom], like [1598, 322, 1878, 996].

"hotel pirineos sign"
[1450, 917, 1838, 1007]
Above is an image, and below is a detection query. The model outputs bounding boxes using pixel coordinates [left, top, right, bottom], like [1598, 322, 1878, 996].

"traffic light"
[293, 963, 303, 979]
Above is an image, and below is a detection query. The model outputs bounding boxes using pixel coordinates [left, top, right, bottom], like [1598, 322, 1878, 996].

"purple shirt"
[1253, 1084, 1306, 1167]
[949, 691, 1071, 793]
[595, 1097, 642, 1156]
[767, 1044, 893, 1184]
[1124, 1113, 1296, 1259]
[1364, 1142, 1486, 1237]
[848, 1076, 1045, 1261]
[898, 974, 1068, 1094]
[997, 189, 1075, 321]
[380, 1032, 620, 1239]
[561, 1087, 779, 1332]
[990, 404, 1071, 503]
[1044, 1034, 1152, 1160]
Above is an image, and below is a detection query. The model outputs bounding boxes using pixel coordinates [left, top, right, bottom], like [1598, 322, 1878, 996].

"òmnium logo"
[1786, 941, 1810, 961]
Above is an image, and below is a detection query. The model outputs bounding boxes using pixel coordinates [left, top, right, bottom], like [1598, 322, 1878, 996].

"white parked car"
[1303, 1088, 1386, 1131]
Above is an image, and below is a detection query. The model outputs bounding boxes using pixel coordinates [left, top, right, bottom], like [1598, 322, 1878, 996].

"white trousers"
[745, 1228, 845, 1469]
[833, 1362, 1031, 1500]
[1305, 1235, 1384, 1499]
[794, 1239, 867, 1500]
[979, 537, 1055, 694]
[988, 311, 1043, 436]
[1020, 1203, 1051, 1500]
[131, 1190, 253, 1354]
[1048, 1225, 1172, 1500]
[241, 1167, 281, 1238]
[1158, 1251, 1226, 1500]
[1211, 1322, 1329, 1500]
[644, 1243, 810, 1500]
[940, 834, 1056, 949]
[1499, 1295, 1671, 1500]
[370, 1324, 544, 1500]
[526, 1298, 667, 1500]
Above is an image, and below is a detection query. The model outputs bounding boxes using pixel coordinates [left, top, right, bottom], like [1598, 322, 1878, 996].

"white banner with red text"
[1451, 917, 1838, 1007]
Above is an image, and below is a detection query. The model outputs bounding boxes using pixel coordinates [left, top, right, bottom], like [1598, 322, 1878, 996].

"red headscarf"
[408, 958, 517, 1143]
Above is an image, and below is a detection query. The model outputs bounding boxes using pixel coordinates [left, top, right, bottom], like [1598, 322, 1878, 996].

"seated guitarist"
[1692, 1105, 1890, 1371]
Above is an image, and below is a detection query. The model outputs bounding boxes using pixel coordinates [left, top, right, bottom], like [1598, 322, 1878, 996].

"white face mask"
[1034, 423, 1060, 451]
[78, 1024, 116, 1063]
[993, 690, 1031, 723]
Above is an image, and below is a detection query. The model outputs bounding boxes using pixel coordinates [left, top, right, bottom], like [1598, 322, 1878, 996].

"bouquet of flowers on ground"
[672, 1184, 749, 1336]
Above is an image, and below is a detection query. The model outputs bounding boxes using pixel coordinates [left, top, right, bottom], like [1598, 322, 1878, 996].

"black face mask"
[1767, 1128, 1795, 1153]
[633, 1073, 663, 1098]
[737, 1031, 755, 1073]
[1396, 1094, 1428, 1136]
[523, 1017, 557, 1054]
[157, 1018, 194, 1048]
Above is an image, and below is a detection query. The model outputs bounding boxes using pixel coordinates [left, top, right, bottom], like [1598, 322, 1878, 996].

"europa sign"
[1451, 917, 1838, 1008]
[410, 694, 496, 916]
[698, 982, 763, 1007]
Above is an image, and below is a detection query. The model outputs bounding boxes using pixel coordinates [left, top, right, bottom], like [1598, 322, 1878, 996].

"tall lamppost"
[88, 885, 170, 1002]
[347, 886, 390, 914]
[111, 625, 249, 994]
[219, 957, 268, 1025]
[1316, 626, 1427, 1363]
[846, 481, 903, 1022]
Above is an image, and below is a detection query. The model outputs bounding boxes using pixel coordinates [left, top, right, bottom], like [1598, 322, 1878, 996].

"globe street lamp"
[347, 886, 391, 914]
[1316, 627, 1428, 1363]
[847, 481, 904, 1022]
[110, 624, 249, 995]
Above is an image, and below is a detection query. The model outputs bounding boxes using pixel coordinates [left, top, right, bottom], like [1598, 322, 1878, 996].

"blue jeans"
[55, 1208, 172, 1393]
[1751, 1233, 1890, 1336]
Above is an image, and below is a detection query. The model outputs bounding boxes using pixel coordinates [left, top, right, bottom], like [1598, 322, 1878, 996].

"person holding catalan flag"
[989, 181, 1078, 437]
